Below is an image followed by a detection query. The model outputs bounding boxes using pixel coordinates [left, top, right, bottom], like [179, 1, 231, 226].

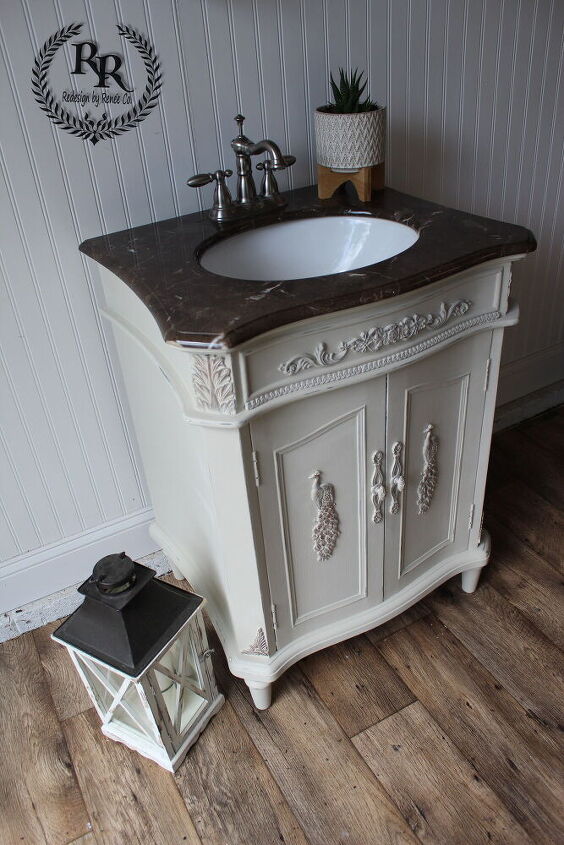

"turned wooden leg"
[247, 681, 272, 710]
[461, 566, 482, 594]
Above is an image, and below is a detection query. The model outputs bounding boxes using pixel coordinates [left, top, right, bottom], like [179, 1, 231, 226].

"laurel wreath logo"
[31, 22, 162, 144]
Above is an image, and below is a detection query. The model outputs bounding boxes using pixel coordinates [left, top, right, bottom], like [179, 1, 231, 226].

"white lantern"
[53, 553, 224, 772]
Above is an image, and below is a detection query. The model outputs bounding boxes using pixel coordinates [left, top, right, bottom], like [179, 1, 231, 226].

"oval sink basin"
[199, 216, 419, 281]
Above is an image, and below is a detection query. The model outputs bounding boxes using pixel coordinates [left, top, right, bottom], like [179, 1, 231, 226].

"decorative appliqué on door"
[417, 424, 439, 514]
[309, 470, 341, 561]
[243, 627, 270, 656]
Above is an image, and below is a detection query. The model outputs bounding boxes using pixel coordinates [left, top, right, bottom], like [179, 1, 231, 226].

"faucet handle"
[256, 159, 278, 200]
[187, 169, 232, 188]
[256, 159, 288, 205]
[187, 169, 234, 222]
[187, 169, 233, 188]
[187, 172, 214, 188]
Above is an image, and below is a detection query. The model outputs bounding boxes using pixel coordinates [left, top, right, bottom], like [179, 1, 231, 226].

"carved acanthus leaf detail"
[417, 424, 439, 514]
[243, 627, 270, 656]
[192, 354, 236, 414]
[279, 300, 472, 374]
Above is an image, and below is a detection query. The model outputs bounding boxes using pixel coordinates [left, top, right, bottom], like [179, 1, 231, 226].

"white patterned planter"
[314, 107, 386, 171]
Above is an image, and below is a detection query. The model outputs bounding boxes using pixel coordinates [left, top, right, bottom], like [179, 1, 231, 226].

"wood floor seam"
[376, 613, 564, 842]
[348, 699, 418, 742]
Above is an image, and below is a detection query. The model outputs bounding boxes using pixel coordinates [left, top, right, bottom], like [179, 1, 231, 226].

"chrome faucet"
[187, 114, 295, 222]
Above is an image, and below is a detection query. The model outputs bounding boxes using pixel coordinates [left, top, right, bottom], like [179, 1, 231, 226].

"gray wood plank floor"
[1, 407, 562, 845]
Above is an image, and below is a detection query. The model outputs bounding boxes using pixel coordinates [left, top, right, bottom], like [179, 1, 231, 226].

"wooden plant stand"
[317, 162, 385, 202]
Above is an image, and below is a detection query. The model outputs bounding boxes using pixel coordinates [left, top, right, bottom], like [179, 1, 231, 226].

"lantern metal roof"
[53, 553, 203, 677]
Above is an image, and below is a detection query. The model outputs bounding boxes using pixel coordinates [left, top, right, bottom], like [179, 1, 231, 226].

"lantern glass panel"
[178, 689, 207, 734]
[152, 669, 207, 733]
[110, 685, 158, 739]
[75, 654, 122, 712]
[154, 633, 204, 691]
[149, 626, 210, 735]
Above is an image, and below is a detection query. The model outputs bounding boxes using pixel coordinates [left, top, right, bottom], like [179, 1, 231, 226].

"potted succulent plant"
[314, 68, 385, 172]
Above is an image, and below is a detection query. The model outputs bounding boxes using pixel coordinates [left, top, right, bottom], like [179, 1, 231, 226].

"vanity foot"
[247, 681, 272, 710]
[461, 566, 482, 594]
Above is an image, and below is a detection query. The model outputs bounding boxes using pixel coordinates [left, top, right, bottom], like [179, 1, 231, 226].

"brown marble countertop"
[80, 184, 536, 349]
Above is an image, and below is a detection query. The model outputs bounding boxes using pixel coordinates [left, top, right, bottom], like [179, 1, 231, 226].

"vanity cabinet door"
[250, 378, 386, 649]
[383, 333, 490, 598]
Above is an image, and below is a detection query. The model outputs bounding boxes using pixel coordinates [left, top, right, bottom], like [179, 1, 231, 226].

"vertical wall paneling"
[278, 0, 309, 188]
[346, 0, 368, 83]
[302, 0, 326, 183]
[0, 0, 563, 612]
[422, 0, 447, 200]
[527, 4, 564, 354]
[367, 0, 388, 118]
[405, 0, 426, 197]
[325, 0, 348, 84]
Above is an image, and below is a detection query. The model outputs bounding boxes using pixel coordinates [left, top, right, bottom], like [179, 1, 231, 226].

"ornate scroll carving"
[389, 442, 405, 515]
[279, 300, 472, 375]
[192, 354, 236, 414]
[310, 470, 341, 561]
[370, 451, 386, 523]
[417, 424, 439, 515]
[243, 628, 270, 656]
[247, 310, 501, 411]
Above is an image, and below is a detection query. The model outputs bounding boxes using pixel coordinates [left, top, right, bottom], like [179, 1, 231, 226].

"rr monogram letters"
[71, 41, 133, 91]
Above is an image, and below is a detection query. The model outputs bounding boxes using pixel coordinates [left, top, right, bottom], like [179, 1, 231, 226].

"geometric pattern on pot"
[315, 107, 385, 170]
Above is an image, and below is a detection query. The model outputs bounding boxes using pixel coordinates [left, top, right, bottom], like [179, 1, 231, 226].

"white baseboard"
[0, 549, 172, 643]
[497, 342, 564, 406]
[0, 508, 160, 615]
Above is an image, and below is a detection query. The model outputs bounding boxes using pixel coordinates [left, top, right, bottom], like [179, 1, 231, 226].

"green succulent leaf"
[327, 67, 378, 114]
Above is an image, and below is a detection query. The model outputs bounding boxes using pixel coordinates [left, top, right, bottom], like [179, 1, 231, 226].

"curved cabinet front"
[250, 332, 491, 652]
[250, 378, 386, 649]
[383, 332, 490, 597]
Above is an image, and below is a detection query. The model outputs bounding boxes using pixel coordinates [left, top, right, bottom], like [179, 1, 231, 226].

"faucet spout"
[234, 138, 287, 169]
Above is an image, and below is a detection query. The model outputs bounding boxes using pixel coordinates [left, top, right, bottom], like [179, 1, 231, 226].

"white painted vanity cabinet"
[95, 252, 521, 709]
[252, 329, 490, 651]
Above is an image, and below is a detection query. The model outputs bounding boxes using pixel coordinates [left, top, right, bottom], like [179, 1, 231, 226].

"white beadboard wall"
[1, 0, 563, 613]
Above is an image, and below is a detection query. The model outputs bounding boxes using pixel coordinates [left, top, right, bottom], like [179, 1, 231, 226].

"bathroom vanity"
[81, 185, 535, 708]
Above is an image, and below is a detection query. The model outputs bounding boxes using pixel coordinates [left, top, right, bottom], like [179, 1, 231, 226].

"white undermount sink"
[199, 215, 419, 281]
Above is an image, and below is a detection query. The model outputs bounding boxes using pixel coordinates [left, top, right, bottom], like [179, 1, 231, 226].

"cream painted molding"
[246, 310, 503, 411]
[310, 470, 341, 562]
[417, 424, 439, 515]
[192, 355, 236, 414]
[278, 300, 472, 375]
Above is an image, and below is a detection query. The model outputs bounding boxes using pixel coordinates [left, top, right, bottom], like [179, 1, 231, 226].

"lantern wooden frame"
[57, 603, 224, 772]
